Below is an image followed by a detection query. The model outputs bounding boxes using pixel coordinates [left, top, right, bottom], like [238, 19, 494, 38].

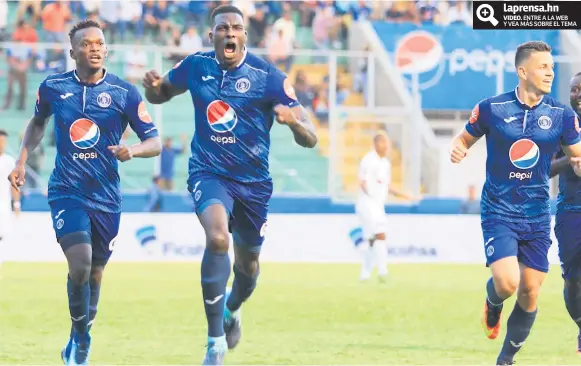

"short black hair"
[515, 41, 552, 67]
[0, 130, 7, 137]
[211, 4, 244, 20]
[68, 19, 102, 43]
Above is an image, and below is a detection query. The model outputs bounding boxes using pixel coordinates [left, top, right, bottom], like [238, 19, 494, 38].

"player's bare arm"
[450, 128, 480, 163]
[274, 104, 318, 148]
[388, 186, 416, 201]
[108, 136, 162, 163]
[550, 153, 570, 178]
[143, 70, 186, 105]
[562, 142, 581, 177]
[8, 115, 51, 190]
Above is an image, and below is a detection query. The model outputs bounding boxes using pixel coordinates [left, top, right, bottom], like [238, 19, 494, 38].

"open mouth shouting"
[224, 41, 237, 58]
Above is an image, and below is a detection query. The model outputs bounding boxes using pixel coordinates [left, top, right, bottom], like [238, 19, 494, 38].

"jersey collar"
[514, 86, 544, 110]
[73, 68, 108, 86]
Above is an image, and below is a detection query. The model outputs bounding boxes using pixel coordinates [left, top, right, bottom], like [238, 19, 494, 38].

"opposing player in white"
[0, 130, 20, 273]
[356, 132, 414, 281]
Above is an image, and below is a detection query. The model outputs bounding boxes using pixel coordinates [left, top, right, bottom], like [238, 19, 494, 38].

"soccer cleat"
[202, 338, 227, 365]
[68, 333, 91, 366]
[482, 299, 503, 340]
[577, 333, 581, 354]
[223, 288, 242, 350]
[61, 337, 73, 364]
[496, 360, 515, 365]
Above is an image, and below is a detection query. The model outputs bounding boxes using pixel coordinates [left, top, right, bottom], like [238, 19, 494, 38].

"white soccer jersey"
[0, 153, 15, 214]
[357, 150, 391, 206]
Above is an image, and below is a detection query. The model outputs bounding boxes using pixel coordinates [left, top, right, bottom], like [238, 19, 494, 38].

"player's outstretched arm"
[274, 104, 318, 148]
[388, 186, 419, 201]
[450, 128, 479, 164]
[8, 115, 50, 190]
[143, 70, 186, 105]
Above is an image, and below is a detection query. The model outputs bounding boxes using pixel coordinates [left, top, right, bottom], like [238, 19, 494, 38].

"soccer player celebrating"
[142, 5, 318, 365]
[550, 71, 581, 354]
[450, 41, 581, 365]
[7, 20, 161, 365]
[356, 131, 415, 281]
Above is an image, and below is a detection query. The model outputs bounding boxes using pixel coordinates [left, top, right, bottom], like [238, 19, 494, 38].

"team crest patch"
[469, 104, 479, 124]
[537, 115, 552, 130]
[283, 78, 297, 101]
[97, 92, 112, 108]
[138, 101, 152, 123]
[235, 78, 251, 93]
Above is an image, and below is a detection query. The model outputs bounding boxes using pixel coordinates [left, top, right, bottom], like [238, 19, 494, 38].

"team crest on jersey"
[469, 104, 479, 124]
[537, 115, 552, 130]
[70, 118, 100, 149]
[206, 100, 238, 133]
[235, 78, 251, 93]
[509, 139, 539, 169]
[97, 92, 112, 108]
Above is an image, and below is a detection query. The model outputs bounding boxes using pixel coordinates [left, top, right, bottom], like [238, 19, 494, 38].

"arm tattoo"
[289, 105, 318, 148]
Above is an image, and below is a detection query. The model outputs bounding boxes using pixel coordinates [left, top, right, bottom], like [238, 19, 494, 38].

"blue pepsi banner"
[372, 22, 559, 110]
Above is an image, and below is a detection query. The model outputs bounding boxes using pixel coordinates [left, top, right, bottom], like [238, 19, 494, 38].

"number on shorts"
[108, 236, 118, 251]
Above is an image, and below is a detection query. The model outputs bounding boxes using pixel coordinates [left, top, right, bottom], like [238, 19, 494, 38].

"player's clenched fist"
[8, 164, 25, 190]
[108, 145, 133, 162]
[450, 144, 467, 164]
[142, 69, 162, 91]
[273, 104, 297, 125]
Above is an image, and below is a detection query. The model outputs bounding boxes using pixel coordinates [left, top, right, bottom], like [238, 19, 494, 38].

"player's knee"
[69, 261, 91, 285]
[90, 264, 105, 286]
[207, 230, 230, 253]
[235, 256, 259, 277]
[495, 277, 519, 298]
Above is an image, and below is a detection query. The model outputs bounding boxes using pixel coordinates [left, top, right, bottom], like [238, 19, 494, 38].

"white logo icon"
[538, 116, 552, 130]
[260, 222, 268, 237]
[195, 190, 202, 202]
[202, 75, 215, 81]
[55, 209, 65, 219]
[97, 92, 112, 108]
[504, 116, 517, 123]
[71, 315, 86, 321]
[476, 4, 498, 26]
[510, 340, 524, 348]
[235, 78, 251, 93]
[60, 93, 74, 99]
[486, 245, 495, 257]
[205, 294, 224, 305]
[484, 237, 494, 246]
[56, 218, 64, 230]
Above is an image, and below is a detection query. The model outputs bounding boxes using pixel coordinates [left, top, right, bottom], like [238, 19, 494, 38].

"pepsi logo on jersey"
[70, 118, 100, 160]
[206, 100, 237, 144]
[508, 138, 539, 180]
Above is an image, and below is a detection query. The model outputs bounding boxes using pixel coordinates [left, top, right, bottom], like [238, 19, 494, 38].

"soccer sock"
[486, 277, 506, 306]
[374, 240, 388, 276]
[360, 242, 375, 279]
[497, 302, 537, 363]
[227, 263, 258, 312]
[564, 278, 581, 331]
[88, 279, 101, 332]
[201, 249, 231, 338]
[67, 276, 90, 338]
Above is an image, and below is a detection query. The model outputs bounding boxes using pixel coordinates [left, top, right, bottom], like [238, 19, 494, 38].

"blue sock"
[227, 264, 258, 312]
[201, 249, 231, 338]
[497, 302, 537, 363]
[486, 277, 505, 306]
[88, 281, 101, 332]
[67, 276, 90, 339]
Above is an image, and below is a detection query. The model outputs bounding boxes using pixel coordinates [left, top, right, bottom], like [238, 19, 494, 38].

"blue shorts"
[188, 172, 272, 252]
[481, 218, 552, 273]
[49, 199, 120, 265]
[555, 211, 581, 280]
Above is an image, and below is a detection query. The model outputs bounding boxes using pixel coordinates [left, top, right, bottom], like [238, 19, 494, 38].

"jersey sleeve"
[266, 67, 300, 108]
[465, 99, 489, 137]
[124, 85, 159, 141]
[167, 53, 196, 90]
[560, 108, 581, 146]
[34, 79, 52, 119]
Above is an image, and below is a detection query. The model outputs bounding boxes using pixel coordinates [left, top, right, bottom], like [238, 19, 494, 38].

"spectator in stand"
[248, 5, 268, 47]
[40, 0, 71, 43]
[17, 0, 42, 26]
[0, 0, 7, 43]
[125, 41, 148, 84]
[417, 0, 440, 24]
[180, 25, 203, 54]
[100, 0, 120, 44]
[460, 184, 481, 214]
[313, 81, 329, 125]
[3, 37, 33, 111]
[119, 0, 143, 43]
[385, 1, 417, 23]
[159, 136, 187, 191]
[312, 4, 333, 59]
[272, 9, 296, 49]
[298, 0, 317, 27]
[153, 0, 175, 42]
[145, 177, 163, 212]
[294, 70, 315, 112]
[232, 0, 256, 20]
[165, 28, 184, 62]
[185, 0, 208, 27]
[12, 19, 38, 44]
[266, 28, 293, 73]
[447, 1, 472, 26]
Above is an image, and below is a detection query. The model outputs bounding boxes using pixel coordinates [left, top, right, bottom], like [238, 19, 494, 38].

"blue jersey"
[466, 89, 580, 223]
[36, 70, 159, 213]
[167, 51, 299, 183]
[556, 148, 581, 212]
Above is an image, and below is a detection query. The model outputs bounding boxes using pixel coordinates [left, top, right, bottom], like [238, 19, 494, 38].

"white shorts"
[356, 200, 387, 239]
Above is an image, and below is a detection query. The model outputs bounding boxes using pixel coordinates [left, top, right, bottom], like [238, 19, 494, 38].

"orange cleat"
[482, 299, 503, 340]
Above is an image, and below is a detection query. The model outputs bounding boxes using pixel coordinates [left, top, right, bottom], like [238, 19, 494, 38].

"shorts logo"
[207, 100, 238, 133]
[537, 115, 552, 130]
[108, 236, 118, 251]
[509, 139, 539, 170]
[97, 92, 112, 108]
[486, 245, 494, 257]
[235, 78, 251, 93]
[260, 221, 268, 237]
[56, 218, 64, 230]
[194, 190, 202, 202]
[70, 118, 100, 150]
